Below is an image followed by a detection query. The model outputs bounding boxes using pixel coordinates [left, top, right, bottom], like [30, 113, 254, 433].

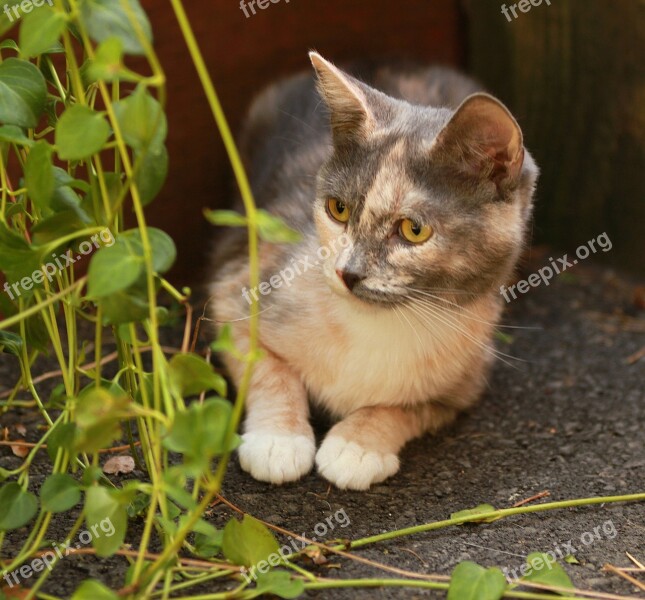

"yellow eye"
[399, 219, 433, 244]
[327, 198, 350, 223]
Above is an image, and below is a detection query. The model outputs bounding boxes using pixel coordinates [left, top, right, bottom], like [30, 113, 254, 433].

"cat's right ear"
[309, 52, 375, 145]
[432, 93, 525, 189]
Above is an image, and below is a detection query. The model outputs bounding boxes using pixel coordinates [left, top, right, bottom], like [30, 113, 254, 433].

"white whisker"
[405, 297, 525, 370]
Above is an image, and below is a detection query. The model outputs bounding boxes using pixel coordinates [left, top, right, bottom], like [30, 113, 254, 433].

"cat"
[209, 52, 538, 490]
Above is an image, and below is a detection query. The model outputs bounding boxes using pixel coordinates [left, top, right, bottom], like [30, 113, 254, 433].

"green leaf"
[113, 85, 166, 151]
[521, 552, 574, 593]
[0, 220, 44, 284]
[85, 486, 127, 557]
[126, 491, 150, 518]
[19, 6, 67, 58]
[40, 473, 81, 513]
[96, 284, 150, 325]
[161, 469, 196, 510]
[256, 210, 302, 243]
[135, 143, 168, 205]
[0, 124, 33, 146]
[0, 39, 19, 52]
[210, 323, 238, 355]
[204, 209, 247, 227]
[81, 465, 103, 487]
[55, 105, 111, 160]
[564, 555, 580, 565]
[0, 330, 23, 356]
[251, 571, 305, 599]
[181, 517, 218, 538]
[46, 422, 78, 462]
[162, 398, 239, 475]
[122, 227, 176, 274]
[0, 58, 47, 128]
[194, 530, 224, 558]
[31, 210, 93, 246]
[79, 0, 152, 56]
[448, 561, 507, 600]
[222, 514, 280, 568]
[72, 580, 119, 600]
[25, 140, 55, 209]
[168, 353, 227, 397]
[88, 228, 175, 297]
[451, 504, 499, 524]
[85, 37, 138, 83]
[87, 241, 144, 298]
[74, 387, 130, 453]
[0, 483, 39, 530]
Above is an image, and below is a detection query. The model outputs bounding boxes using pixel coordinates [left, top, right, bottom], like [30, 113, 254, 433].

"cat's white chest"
[272, 293, 466, 417]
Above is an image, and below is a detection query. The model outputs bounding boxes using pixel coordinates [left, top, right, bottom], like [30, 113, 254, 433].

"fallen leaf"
[15, 424, 26, 436]
[1, 584, 31, 598]
[304, 545, 328, 565]
[102, 455, 135, 475]
[626, 346, 645, 365]
[10, 440, 29, 458]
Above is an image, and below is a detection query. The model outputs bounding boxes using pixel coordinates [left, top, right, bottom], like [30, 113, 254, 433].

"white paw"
[315, 435, 399, 490]
[238, 432, 315, 484]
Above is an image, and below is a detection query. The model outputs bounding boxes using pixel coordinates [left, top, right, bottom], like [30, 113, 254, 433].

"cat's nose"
[336, 269, 364, 291]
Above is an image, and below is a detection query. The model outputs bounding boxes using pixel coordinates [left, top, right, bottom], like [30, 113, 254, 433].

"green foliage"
[24, 140, 55, 209]
[0, 330, 23, 356]
[162, 398, 239, 476]
[0, 483, 39, 530]
[85, 486, 128, 557]
[448, 562, 507, 600]
[55, 105, 111, 160]
[222, 514, 280, 568]
[19, 6, 67, 58]
[40, 473, 82, 513]
[204, 208, 302, 243]
[251, 571, 305, 599]
[450, 503, 500, 524]
[168, 353, 227, 397]
[71, 579, 119, 600]
[79, 0, 152, 56]
[85, 37, 137, 83]
[74, 387, 131, 454]
[520, 552, 574, 592]
[0, 58, 46, 127]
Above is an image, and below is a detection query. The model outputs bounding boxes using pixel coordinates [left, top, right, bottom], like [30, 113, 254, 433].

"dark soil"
[1, 254, 644, 598]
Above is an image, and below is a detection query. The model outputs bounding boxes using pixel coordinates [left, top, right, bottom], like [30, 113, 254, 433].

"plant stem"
[344, 493, 645, 550]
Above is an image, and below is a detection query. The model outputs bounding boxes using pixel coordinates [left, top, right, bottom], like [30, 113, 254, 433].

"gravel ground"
[1, 252, 644, 598]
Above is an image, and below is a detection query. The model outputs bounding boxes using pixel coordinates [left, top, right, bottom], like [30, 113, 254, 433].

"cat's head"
[310, 52, 538, 308]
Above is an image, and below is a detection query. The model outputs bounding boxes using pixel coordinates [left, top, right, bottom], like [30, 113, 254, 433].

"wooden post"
[465, 0, 645, 274]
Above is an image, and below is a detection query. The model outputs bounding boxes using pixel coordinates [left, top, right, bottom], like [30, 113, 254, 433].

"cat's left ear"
[432, 93, 524, 187]
[309, 52, 376, 145]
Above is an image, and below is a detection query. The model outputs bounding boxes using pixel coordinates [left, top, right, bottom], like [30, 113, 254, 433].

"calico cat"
[209, 53, 538, 490]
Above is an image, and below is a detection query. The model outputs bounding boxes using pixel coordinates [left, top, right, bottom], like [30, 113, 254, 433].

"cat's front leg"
[236, 352, 315, 484]
[316, 403, 458, 490]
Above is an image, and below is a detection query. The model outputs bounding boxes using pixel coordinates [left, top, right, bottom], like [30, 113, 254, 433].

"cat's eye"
[399, 219, 433, 244]
[327, 198, 350, 224]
